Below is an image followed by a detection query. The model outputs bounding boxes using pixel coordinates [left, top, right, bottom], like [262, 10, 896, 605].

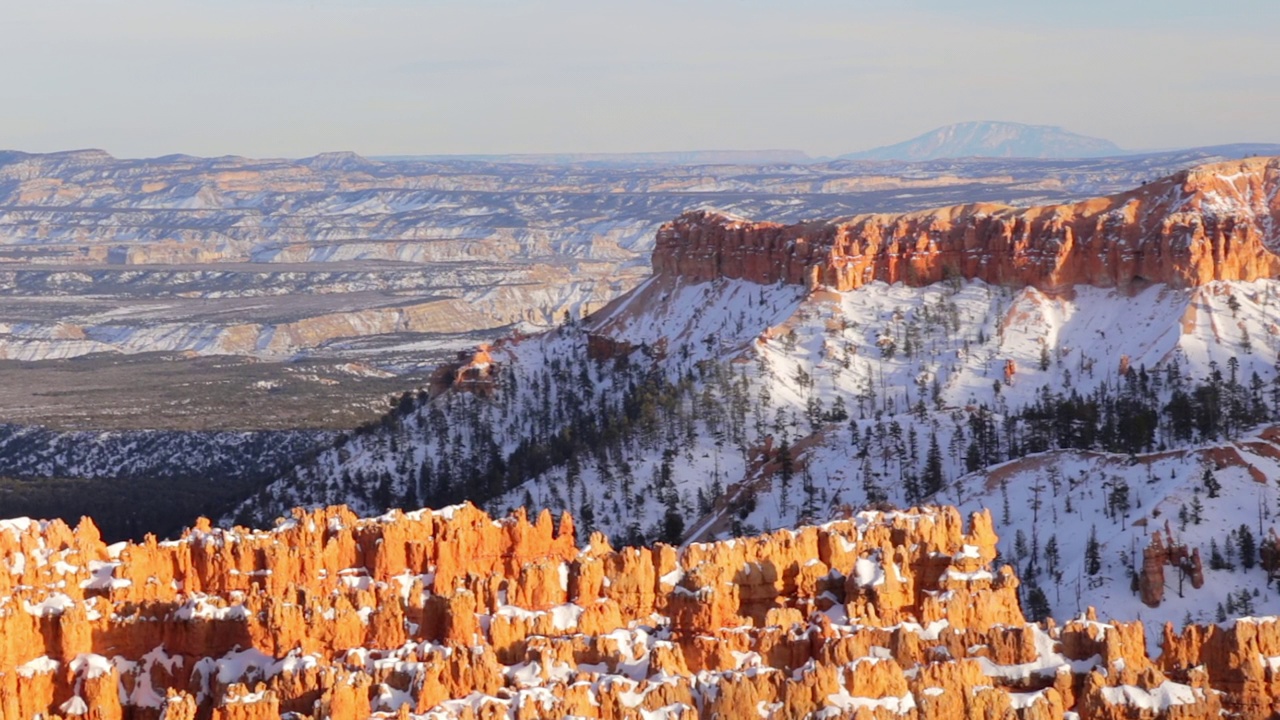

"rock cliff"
[0, 504, 1273, 719]
[654, 157, 1280, 292]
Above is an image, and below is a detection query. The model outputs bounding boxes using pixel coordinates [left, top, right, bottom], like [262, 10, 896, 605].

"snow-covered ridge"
[228, 261, 1280, 638]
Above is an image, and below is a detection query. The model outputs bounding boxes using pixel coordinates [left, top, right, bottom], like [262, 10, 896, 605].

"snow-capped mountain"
[225, 157, 1280, 633]
[843, 121, 1125, 161]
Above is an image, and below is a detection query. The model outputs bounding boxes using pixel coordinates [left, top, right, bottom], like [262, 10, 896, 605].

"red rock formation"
[1138, 527, 1206, 608]
[1139, 531, 1167, 607]
[585, 333, 634, 363]
[653, 157, 1280, 292]
[427, 346, 501, 395]
[0, 504, 1272, 718]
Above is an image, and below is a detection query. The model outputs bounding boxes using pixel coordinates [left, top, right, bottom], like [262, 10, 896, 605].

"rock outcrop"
[0, 504, 1270, 718]
[1138, 526, 1205, 608]
[654, 157, 1280, 292]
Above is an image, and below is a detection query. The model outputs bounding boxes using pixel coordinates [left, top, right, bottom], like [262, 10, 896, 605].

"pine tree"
[923, 432, 944, 497]
[1203, 467, 1222, 498]
[1239, 524, 1258, 570]
[1044, 534, 1061, 580]
[1210, 538, 1231, 571]
[777, 438, 794, 486]
[660, 508, 685, 545]
[1085, 526, 1102, 576]
[1024, 583, 1052, 622]
[1108, 478, 1131, 529]
[1236, 588, 1255, 615]
[1190, 494, 1204, 525]
[1001, 479, 1012, 525]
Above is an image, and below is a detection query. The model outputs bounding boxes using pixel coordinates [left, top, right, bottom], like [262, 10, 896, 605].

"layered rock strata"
[654, 157, 1280, 292]
[0, 504, 1271, 719]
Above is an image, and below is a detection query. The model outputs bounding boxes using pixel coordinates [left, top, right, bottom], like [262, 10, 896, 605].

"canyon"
[7, 146, 1277, 542]
[0, 146, 1274, 432]
[226, 158, 1280, 641]
[4, 502, 1278, 719]
[4, 155, 1280, 719]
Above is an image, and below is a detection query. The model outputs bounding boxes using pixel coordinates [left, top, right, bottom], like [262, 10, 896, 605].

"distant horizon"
[7, 120, 1280, 163]
[4, 1, 1277, 158]
[9, 136, 1280, 164]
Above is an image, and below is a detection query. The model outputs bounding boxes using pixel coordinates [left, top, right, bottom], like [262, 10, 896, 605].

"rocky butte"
[654, 157, 1280, 292]
[0, 504, 1277, 719]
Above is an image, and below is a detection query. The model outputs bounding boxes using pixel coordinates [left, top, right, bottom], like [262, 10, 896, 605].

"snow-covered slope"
[224, 266, 1280, 627]
[224, 160, 1280, 629]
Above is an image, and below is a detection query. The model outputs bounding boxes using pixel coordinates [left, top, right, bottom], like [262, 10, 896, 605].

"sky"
[2, 0, 1278, 158]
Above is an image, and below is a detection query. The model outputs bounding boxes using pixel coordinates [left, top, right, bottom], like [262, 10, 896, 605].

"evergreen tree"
[1190, 494, 1204, 525]
[777, 438, 794, 486]
[1108, 478, 1131, 529]
[1044, 534, 1061, 580]
[1001, 479, 1012, 525]
[660, 507, 685, 545]
[1202, 467, 1222, 499]
[1209, 538, 1231, 571]
[1235, 588, 1255, 615]
[923, 432, 944, 497]
[1024, 583, 1052, 622]
[1085, 526, 1102, 576]
[1239, 524, 1258, 570]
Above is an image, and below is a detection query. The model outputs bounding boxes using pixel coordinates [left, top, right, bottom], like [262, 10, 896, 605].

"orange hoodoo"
[0, 503, 1272, 718]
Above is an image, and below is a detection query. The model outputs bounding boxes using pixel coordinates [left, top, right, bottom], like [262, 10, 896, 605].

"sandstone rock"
[0, 502, 1275, 718]
[654, 158, 1280, 293]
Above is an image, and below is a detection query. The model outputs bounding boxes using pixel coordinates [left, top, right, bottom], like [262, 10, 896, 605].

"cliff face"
[654, 157, 1280, 292]
[0, 504, 1272, 719]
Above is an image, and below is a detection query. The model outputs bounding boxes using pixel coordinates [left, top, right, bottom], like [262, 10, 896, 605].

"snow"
[942, 567, 993, 583]
[173, 595, 250, 622]
[853, 556, 885, 588]
[17, 656, 59, 678]
[24, 593, 76, 617]
[1100, 681, 1201, 710]
[550, 603, 584, 631]
[1009, 689, 1047, 709]
[69, 653, 113, 679]
[222, 270, 1280, 638]
[0, 517, 34, 536]
[822, 687, 916, 716]
[974, 624, 1091, 681]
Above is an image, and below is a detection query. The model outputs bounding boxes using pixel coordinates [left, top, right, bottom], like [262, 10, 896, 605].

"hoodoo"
[0, 505, 1275, 718]
[654, 157, 1280, 292]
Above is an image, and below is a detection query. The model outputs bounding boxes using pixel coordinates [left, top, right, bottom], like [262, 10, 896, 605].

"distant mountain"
[842, 121, 1125, 161]
[377, 149, 813, 167]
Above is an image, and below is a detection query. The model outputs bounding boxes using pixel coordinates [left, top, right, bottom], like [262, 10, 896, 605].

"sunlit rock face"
[656, 158, 1280, 293]
[0, 503, 1272, 719]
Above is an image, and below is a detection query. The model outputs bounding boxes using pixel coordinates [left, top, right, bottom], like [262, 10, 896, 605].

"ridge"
[654, 157, 1280, 292]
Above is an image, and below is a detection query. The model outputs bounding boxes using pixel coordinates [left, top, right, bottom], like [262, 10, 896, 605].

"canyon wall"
[654, 157, 1280, 292]
[0, 504, 1273, 719]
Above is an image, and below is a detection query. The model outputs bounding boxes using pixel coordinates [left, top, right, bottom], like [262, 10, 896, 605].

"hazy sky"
[3, 1, 1278, 158]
